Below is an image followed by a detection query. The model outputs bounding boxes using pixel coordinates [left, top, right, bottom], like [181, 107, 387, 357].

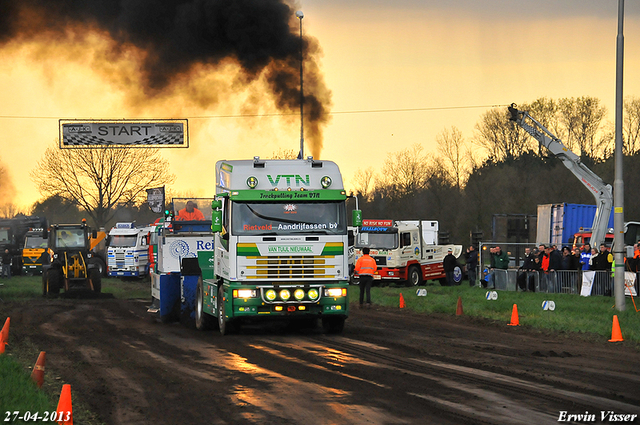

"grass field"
[349, 280, 640, 344]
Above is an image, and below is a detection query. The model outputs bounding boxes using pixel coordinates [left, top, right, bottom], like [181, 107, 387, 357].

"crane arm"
[508, 104, 613, 248]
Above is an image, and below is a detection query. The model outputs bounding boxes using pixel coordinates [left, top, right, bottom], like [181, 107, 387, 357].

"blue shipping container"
[536, 203, 614, 246]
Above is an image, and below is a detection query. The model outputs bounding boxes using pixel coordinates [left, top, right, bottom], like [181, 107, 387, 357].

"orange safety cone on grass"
[456, 296, 464, 316]
[399, 293, 406, 309]
[0, 317, 9, 354]
[507, 304, 520, 326]
[56, 384, 73, 425]
[31, 351, 46, 388]
[609, 315, 624, 342]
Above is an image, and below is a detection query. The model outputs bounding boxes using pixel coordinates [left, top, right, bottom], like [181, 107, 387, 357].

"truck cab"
[107, 223, 153, 277]
[22, 228, 50, 276]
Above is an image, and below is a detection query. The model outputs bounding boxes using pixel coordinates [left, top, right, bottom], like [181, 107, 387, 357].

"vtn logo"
[267, 174, 310, 187]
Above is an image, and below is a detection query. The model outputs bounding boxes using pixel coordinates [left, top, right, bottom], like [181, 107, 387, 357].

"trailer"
[536, 203, 614, 247]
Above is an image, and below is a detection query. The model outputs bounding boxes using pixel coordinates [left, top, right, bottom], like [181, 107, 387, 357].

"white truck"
[150, 158, 352, 335]
[107, 222, 154, 277]
[354, 219, 463, 286]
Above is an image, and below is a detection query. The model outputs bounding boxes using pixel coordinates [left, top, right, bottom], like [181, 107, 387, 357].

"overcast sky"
[0, 0, 639, 209]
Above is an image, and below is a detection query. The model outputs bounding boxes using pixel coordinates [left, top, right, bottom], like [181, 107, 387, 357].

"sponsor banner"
[59, 119, 188, 148]
[581, 271, 595, 297]
[624, 271, 638, 296]
[146, 187, 165, 214]
[362, 219, 393, 227]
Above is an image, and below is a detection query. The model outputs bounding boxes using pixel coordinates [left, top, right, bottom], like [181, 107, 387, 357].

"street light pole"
[296, 10, 304, 159]
[613, 0, 625, 311]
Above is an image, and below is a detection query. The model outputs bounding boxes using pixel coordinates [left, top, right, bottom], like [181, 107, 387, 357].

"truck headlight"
[325, 288, 346, 297]
[308, 288, 319, 300]
[279, 289, 291, 301]
[294, 289, 305, 300]
[234, 289, 257, 299]
[265, 289, 277, 301]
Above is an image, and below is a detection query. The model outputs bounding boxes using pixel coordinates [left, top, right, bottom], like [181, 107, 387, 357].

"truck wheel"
[90, 269, 102, 293]
[322, 316, 345, 334]
[44, 269, 61, 296]
[217, 286, 238, 335]
[407, 265, 423, 287]
[195, 277, 215, 331]
[89, 257, 107, 277]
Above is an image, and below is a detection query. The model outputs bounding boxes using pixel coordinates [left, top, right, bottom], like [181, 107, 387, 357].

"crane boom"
[508, 104, 613, 249]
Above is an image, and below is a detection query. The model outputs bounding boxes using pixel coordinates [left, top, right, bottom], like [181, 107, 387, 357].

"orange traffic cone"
[399, 293, 406, 309]
[0, 317, 9, 354]
[609, 315, 624, 342]
[456, 296, 464, 316]
[31, 351, 46, 388]
[56, 384, 73, 425]
[507, 304, 520, 326]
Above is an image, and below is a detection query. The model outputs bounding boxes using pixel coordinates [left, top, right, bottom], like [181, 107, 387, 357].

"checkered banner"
[59, 120, 188, 148]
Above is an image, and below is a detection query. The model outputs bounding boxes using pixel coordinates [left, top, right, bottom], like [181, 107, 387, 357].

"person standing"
[443, 248, 458, 286]
[355, 247, 377, 308]
[465, 245, 478, 287]
[518, 247, 535, 291]
[2, 249, 12, 279]
[593, 244, 613, 271]
[580, 244, 592, 272]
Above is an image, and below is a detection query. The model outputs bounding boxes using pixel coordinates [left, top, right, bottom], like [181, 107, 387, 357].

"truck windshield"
[25, 236, 47, 249]
[355, 232, 399, 250]
[56, 229, 85, 249]
[232, 201, 346, 236]
[110, 235, 138, 247]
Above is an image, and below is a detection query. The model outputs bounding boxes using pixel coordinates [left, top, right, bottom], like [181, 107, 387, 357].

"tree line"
[3, 95, 640, 242]
[351, 96, 640, 244]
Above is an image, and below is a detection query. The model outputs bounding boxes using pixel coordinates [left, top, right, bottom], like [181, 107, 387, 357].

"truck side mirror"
[211, 210, 222, 233]
[352, 210, 362, 227]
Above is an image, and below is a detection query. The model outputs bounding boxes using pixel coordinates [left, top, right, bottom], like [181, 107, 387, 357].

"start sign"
[59, 119, 188, 148]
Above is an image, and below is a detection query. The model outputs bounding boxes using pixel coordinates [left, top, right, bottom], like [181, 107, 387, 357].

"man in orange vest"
[176, 201, 205, 221]
[355, 247, 377, 308]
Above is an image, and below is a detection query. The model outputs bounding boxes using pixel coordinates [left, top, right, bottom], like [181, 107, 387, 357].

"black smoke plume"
[0, 0, 331, 157]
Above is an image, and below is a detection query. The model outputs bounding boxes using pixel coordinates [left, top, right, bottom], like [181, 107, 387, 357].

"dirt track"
[5, 296, 640, 425]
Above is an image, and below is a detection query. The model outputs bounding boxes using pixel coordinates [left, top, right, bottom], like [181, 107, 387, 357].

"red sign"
[362, 219, 393, 227]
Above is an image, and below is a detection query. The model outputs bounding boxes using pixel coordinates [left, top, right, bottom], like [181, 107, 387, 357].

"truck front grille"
[373, 256, 387, 266]
[245, 256, 335, 279]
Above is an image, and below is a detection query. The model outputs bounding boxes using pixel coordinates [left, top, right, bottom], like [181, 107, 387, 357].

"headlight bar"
[257, 284, 326, 304]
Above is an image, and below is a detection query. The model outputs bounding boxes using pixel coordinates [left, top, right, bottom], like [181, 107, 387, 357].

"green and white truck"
[150, 157, 354, 335]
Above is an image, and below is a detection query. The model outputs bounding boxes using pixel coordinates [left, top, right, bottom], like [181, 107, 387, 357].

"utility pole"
[296, 11, 304, 159]
[613, 0, 626, 311]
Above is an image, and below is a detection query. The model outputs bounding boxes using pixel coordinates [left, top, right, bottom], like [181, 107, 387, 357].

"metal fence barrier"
[480, 269, 636, 297]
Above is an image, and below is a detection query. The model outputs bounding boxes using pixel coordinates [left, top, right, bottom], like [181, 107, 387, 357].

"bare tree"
[31, 144, 175, 227]
[473, 108, 528, 161]
[375, 144, 433, 199]
[623, 96, 640, 155]
[352, 167, 375, 201]
[0, 203, 25, 219]
[558, 96, 608, 159]
[526, 97, 565, 157]
[436, 126, 469, 190]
